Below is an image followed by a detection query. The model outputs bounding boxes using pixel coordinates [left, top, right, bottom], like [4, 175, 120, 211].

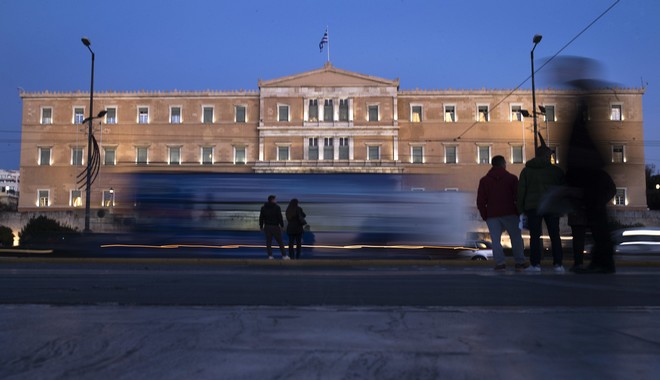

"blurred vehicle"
[612, 227, 660, 255]
[456, 240, 493, 261]
[113, 172, 470, 250]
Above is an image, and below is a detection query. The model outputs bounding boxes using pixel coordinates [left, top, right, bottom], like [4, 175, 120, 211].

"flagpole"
[326, 26, 330, 63]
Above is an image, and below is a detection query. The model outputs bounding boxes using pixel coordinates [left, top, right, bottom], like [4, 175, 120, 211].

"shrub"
[19, 216, 79, 247]
[0, 225, 13, 247]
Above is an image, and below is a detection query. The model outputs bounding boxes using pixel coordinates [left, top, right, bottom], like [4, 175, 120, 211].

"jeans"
[486, 215, 525, 266]
[527, 209, 563, 266]
[288, 233, 303, 259]
[264, 225, 286, 257]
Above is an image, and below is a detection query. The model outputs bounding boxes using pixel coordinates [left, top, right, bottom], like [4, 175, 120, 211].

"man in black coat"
[259, 195, 289, 260]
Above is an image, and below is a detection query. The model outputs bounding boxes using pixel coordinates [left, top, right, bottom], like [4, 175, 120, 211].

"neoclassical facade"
[19, 63, 646, 218]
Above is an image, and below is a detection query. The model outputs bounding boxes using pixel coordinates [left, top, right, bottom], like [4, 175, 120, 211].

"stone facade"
[18, 63, 646, 222]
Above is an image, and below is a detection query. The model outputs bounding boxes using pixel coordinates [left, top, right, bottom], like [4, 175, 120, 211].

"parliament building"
[19, 63, 646, 227]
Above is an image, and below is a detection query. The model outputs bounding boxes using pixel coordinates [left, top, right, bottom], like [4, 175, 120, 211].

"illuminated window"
[38, 189, 50, 207]
[308, 138, 318, 160]
[612, 144, 625, 163]
[324, 99, 333, 122]
[234, 146, 246, 165]
[511, 145, 524, 164]
[614, 188, 626, 206]
[74, 107, 85, 124]
[444, 105, 456, 122]
[70, 190, 82, 207]
[168, 146, 181, 165]
[411, 105, 422, 123]
[445, 146, 457, 164]
[71, 147, 84, 166]
[478, 145, 491, 164]
[138, 107, 149, 124]
[477, 105, 489, 122]
[102, 189, 115, 207]
[339, 137, 350, 160]
[368, 105, 379, 122]
[235, 105, 246, 123]
[511, 105, 523, 121]
[39, 147, 51, 166]
[201, 147, 213, 165]
[203, 106, 214, 124]
[367, 145, 380, 160]
[278, 105, 289, 122]
[308, 100, 318, 122]
[411, 146, 423, 164]
[41, 108, 53, 124]
[104, 147, 116, 166]
[170, 106, 182, 124]
[610, 104, 622, 121]
[105, 107, 117, 124]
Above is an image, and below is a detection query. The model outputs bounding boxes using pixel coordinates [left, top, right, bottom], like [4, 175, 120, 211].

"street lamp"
[531, 34, 542, 149]
[81, 36, 97, 233]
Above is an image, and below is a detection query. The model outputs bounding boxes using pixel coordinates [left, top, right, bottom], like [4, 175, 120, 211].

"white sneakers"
[282, 256, 291, 260]
[524, 265, 566, 273]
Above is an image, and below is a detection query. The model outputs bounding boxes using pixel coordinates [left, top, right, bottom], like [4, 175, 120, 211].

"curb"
[1, 254, 659, 268]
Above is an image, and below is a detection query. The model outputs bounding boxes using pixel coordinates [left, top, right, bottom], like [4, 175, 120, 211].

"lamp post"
[81, 37, 96, 233]
[531, 34, 542, 149]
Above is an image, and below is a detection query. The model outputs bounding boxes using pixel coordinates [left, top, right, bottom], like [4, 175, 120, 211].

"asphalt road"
[2, 259, 660, 380]
[1, 260, 660, 307]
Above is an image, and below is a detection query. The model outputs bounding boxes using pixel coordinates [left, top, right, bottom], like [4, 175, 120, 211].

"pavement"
[1, 252, 660, 379]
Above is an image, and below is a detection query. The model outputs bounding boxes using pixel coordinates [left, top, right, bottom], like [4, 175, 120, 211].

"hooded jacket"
[517, 157, 565, 213]
[476, 166, 520, 221]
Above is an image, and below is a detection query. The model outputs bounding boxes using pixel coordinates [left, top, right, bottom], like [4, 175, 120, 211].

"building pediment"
[259, 62, 399, 88]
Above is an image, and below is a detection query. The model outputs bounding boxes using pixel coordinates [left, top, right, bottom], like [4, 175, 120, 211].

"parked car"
[457, 240, 493, 261]
[612, 227, 660, 255]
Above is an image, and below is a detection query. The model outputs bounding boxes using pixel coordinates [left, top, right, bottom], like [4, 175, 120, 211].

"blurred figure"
[543, 56, 618, 274]
[285, 198, 307, 260]
[259, 195, 288, 260]
[518, 140, 565, 273]
[477, 155, 527, 272]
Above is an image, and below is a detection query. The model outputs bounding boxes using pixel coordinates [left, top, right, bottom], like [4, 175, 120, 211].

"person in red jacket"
[477, 155, 527, 272]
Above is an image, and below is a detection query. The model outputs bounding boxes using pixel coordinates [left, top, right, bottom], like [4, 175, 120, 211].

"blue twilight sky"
[1, 0, 658, 170]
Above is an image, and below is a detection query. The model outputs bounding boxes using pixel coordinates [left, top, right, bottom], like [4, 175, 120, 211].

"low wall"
[2, 208, 660, 247]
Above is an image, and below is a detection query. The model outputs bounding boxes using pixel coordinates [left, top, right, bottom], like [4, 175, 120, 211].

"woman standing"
[285, 198, 307, 259]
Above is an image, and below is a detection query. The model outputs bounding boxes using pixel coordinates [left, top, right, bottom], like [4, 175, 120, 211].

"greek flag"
[319, 30, 328, 52]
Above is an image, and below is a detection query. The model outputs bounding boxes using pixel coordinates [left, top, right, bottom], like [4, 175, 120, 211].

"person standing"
[259, 195, 289, 260]
[518, 142, 565, 272]
[285, 198, 307, 260]
[477, 155, 527, 272]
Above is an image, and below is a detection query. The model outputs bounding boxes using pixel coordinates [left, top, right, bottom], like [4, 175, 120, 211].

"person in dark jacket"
[477, 155, 527, 271]
[259, 195, 288, 260]
[518, 142, 565, 272]
[285, 198, 307, 260]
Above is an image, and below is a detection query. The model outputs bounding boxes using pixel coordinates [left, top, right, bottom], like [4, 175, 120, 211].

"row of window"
[40, 105, 248, 125]
[35, 143, 628, 166]
[36, 189, 116, 208]
[39, 102, 627, 125]
[34, 185, 630, 208]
